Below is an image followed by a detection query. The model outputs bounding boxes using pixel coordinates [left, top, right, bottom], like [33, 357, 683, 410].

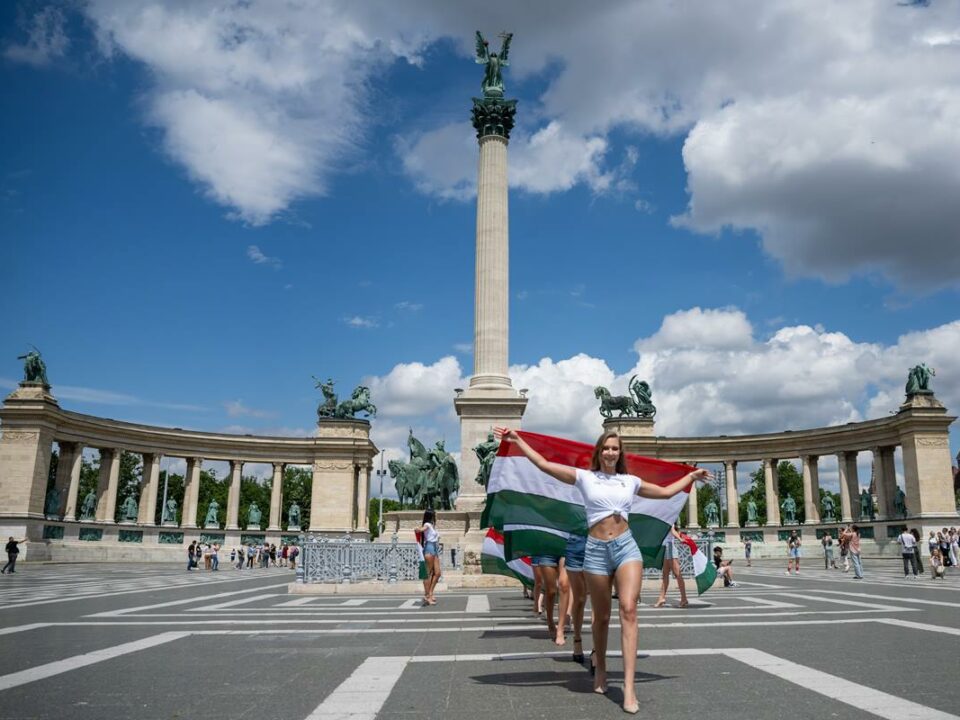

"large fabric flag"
[414, 531, 428, 580]
[480, 528, 534, 587]
[481, 431, 697, 566]
[679, 534, 718, 595]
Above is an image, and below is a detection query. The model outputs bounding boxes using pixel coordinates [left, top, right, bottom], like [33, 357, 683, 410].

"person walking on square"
[897, 528, 918, 578]
[653, 525, 688, 608]
[785, 530, 801, 575]
[839, 527, 850, 572]
[415, 509, 442, 605]
[1, 537, 26, 574]
[744, 538, 753, 567]
[186, 541, 196, 571]
[561, 531, 587, 665]
[495, 427, 710, 714]
[949, 528, 959, 568]
[533, 552, 569, 644]
[910, 529, 924, 574]
[211, 543, 220, 571]
[821, 532, 837, 570]
[842, 525, 863, 579]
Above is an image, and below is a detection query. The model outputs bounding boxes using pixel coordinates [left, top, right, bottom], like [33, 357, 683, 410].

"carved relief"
[313, 461, 353, 471]
[1, 431, 40, 443]
[915, 436, 949, 448]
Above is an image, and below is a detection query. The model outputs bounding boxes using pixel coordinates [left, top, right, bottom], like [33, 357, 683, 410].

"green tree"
[740, 460, 803, 525]
[282, 466, 312, 530]
[114, 452, 143, 522]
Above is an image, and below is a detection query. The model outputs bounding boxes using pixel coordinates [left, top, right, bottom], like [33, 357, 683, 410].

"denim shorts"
[532, 554, 560, 568]
[583, 530, 643, 576]
[564, 534, 586, 572]
[423, 541, 439, 557]
[789, 547, 801, 559]
[662, 541, 676, 561]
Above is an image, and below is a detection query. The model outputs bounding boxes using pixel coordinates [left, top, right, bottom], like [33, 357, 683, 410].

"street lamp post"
[375, 454, 388, 538]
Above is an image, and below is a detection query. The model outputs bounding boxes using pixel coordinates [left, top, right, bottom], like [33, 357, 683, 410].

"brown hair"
[589, 431, 627, 474]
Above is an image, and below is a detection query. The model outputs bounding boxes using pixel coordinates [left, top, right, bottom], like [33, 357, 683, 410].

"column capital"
[472, 97, 517, 140]
[272, 462, 285, 471]
[229, 459, 243, 469]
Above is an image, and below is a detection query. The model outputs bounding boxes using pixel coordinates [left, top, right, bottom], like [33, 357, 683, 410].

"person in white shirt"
[415, 509, 441, 605]
[897, 528, 918, 577]
[495, 428, 709, 715]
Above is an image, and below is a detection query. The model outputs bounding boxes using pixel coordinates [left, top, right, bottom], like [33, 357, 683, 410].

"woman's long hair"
[421, 509, 436, 526]
[589, 431, 627, 474]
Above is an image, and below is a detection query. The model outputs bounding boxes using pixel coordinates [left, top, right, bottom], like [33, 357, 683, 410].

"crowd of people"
[185, 541, 300, 571]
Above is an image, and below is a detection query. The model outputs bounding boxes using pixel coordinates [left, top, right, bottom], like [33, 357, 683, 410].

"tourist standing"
[821, 533, 836, 570]
[211, 543, 220, 571]
[495, 427, 709, 714]
[186, 541, 196, 571]
[653, 525, 688, 608]
[1, 537, 26, 574]
[897, 528, 918, 577]
[839, 527, 850, 572]
[415, 509, 442, 605]
[289, 544, 299, 570]
[744, 538, 752, 567]
[949, 528, 959, 568]
[785, 530, 801, 575]
[842, 525, 863, 579]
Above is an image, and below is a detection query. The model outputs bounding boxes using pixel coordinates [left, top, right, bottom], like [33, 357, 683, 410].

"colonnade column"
[880, 446, 898, 518]
[95, 448, 120, 523]
[359, 463, 371, 531]
[138, 453, 161, 525]
[226, 460, 242, 530]
[686, 482, 700, 529]
[54, 442, 77, 517]
[836, 452, 851, 522]
[872, 448, 889, 521]
[268, 462, 284, 531]
[846, 452, 861, 521]
[62, 443, 84, 521]
[801, 455, 821, 524]
[724, 461, 739, 528]
[182, 457, 202, 529]
[763, 459, 781, 526]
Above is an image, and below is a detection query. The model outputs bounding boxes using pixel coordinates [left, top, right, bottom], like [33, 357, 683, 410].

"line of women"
[496, 427, 709, 714]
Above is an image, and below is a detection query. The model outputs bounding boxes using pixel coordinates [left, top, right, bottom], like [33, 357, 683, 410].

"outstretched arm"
[638, 468, 711, 499]
[493, 428, 577, 485]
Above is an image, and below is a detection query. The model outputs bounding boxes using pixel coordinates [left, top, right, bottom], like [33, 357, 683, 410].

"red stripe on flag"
[498, 431, 696, 490]
[485, 528, 504, 544]
[680, 535, 699, 555]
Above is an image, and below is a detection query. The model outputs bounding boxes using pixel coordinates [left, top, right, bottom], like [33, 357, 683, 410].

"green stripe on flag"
[480, 556, 533, 587]
[695, 562, 717, 595]
[482, 489, 587, 534]
[503, 528, 566, 560]
[627, 514, 672, 565]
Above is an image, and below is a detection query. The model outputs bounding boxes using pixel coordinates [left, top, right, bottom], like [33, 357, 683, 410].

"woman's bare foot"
[652, 598, 666, 608]
[679, 598, 689, 608]
[553, 627, 566, 646]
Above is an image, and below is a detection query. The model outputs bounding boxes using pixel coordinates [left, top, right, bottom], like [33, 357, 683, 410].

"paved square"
[0, 561, 958, 719]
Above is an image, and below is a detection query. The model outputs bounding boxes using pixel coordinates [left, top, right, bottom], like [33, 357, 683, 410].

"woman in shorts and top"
[653, 524, 688, 608]
[415, 509, 442, 605]
[495, 427, 709, 714]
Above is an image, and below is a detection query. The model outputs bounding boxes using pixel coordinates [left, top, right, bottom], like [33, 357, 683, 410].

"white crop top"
[422, 522, 439, 543]
[574, 469, 642, 527]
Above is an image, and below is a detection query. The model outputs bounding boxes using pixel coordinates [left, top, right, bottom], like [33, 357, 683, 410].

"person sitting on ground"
[930, 548, 946, 580]
[712, 546, 739, 588]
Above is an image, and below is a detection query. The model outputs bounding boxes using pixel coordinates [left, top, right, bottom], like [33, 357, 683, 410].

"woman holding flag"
[494, 428, 710, 714]
[415, 509, 442, 605]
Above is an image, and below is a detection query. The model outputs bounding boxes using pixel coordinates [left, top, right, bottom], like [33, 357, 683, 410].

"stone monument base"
[287, 525, 301, 532]
[204, 523, 221, 530]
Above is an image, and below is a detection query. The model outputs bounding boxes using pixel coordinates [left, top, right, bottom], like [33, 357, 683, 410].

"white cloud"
[363, 356, 465, 417]
[343, 316, 379, 329]
[246, 245, 282, 269]
[224, 400, 275, 419]
[394, 301, 424, 312]
[4, 7, 69, 67]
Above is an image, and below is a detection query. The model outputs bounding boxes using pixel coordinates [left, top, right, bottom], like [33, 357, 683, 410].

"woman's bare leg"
[555, 562, 571, 645]
[655, 556, 670, 606]
[672, 558, 688, 605]
[585, 572, 613, 693]
[540, 564, 559, 636]
[614, 561, 643, 711]
[568, 570, 587, 655]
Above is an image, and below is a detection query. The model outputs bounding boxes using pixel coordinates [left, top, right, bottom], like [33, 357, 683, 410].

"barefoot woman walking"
[495, 428, 709, 713]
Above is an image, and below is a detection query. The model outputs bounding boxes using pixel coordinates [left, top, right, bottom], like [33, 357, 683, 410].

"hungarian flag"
[481, 431, 696, 567]
[414, 531, 428, 580]
[480, 528, 534, 587]
[679, 534, 717, 595]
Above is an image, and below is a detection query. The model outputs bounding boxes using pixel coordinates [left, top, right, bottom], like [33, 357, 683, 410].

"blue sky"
[2, 1, 958, 495]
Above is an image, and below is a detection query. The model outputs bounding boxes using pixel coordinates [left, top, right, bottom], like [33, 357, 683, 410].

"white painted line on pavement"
[729, 580, 788, 588]
[201, 593, 284, 610]
[812, 589, 960, 608]
[398, 599, 421, 609]
[340, 599, 368, 606]
[465, 594, 490, 614]
[0, 623, 51, 636]
[87, 583, 290, 617]
[0, 632, 191, 692]
[873, 618, 960, 637]
[775, 593, 907, 611]
[275, 597, 320, 607]
[724, 648, 960, 720]
[737, 596, 802, 609]
[304, 655, 410, 720]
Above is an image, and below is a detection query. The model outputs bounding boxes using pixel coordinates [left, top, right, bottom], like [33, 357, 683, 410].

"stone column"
[846, 452, 861, 521]
[454, 95, 527, 511]
[138, 453, 161, 526]
[182, 457, 202, 528]
[872, 448, 889, 521]
[62, 444, 84, 521]
[801, 455, 821, 524]
[837, 452, 854, 522]
[724, 460, 739, 528]
[95, 448, 120, 523]
[53, 442, 77, 516]
[358, 462, 371, 530]
[686, 484, 700, 529]
[268, 462, 284, 531]
[763, 459, 781, 526]
[226, 460, 242, 530]
[880, 446, 898, 519]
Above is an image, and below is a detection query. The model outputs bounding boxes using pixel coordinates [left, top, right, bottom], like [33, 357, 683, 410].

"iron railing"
[297, 534, 422, 584]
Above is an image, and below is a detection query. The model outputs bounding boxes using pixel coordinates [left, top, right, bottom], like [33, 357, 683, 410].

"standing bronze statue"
[905, 363, 935, 396]
[473, 432, 500, 488]
[475, 31, 512, 98]
[18, 347, 49, 385]
[388, 430, 459, 510]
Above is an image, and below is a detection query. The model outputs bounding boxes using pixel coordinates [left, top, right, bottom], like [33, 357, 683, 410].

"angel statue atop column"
[475, 31, 512, 98]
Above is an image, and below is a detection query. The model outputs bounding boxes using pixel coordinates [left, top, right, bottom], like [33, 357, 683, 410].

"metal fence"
[642, 539, 695, 578]
[297, 534, 423, 584]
